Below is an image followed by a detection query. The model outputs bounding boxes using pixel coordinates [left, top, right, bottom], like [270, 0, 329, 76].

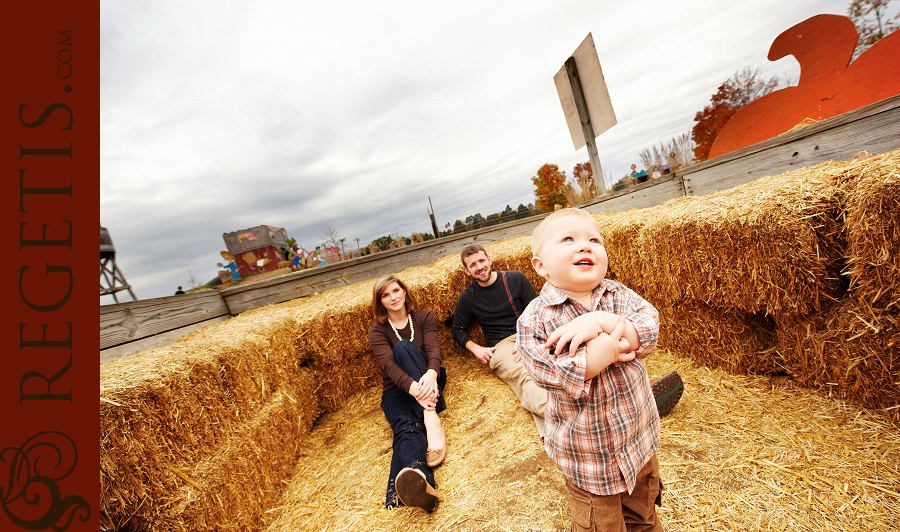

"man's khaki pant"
[489, 334, 548, 435]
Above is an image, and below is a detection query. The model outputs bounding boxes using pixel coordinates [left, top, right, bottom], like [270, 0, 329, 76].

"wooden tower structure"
[100, 225, 137, 302]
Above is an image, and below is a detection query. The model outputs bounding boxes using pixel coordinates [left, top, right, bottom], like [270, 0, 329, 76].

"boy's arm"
[614, 284, 660, 358]
[544, 311, 639, 360]
[515, 304, 594, 399]
[583, 317, 637, 379]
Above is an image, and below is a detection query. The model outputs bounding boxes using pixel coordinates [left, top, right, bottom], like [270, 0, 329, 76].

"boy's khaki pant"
[566, 454, 663, 532]
[488, 334, 547, 435]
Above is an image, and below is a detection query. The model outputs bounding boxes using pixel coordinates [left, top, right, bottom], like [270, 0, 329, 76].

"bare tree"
[849, 0, 900, 59]
[322, 224, 342, 249]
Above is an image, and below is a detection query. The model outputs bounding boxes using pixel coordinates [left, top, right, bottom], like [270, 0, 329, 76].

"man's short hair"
[460, 244, 488, 267]
[530, 208, 598, 256]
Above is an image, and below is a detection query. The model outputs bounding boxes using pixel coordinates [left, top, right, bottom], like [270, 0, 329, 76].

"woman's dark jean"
[380, 340, 447, 508]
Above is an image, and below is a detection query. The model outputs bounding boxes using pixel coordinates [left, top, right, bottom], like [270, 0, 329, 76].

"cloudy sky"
[101, 0, 855, 302]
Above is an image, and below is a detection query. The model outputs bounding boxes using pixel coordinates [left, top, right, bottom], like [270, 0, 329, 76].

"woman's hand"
[409, 369, 439, 409]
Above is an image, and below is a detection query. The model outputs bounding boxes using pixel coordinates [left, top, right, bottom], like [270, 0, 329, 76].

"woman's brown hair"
[371, 274, 417, 324]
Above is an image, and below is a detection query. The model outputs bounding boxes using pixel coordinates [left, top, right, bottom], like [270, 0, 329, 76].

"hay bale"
[656, 302, 778, 375]
[599, 161, 845, 319]
[839, 150, 900, 311]
[776, 296, 900, 421]
[100, 313, 320, 531]
[263, 348, 900, 531]
[165, 384, 318, 532]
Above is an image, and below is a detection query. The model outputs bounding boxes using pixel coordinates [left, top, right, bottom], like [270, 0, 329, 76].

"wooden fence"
[100, 94, 900, 362]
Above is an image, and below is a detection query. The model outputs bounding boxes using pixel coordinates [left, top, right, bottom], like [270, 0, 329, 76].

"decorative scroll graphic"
[1, 431, 90, 530]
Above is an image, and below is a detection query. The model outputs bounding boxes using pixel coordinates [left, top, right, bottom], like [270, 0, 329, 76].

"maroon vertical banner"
[1, 2, 99, 531]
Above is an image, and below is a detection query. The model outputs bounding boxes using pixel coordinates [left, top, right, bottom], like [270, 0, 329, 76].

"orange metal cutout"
[708, 14, 900, 159]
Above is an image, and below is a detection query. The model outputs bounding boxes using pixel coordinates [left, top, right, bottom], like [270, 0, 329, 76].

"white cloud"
[101, 0, 851, 300]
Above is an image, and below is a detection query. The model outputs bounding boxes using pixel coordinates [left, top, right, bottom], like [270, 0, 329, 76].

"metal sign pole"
[564, 57, 607, 195]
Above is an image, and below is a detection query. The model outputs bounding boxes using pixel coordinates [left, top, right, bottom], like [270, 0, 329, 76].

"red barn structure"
[222, 225, 289, 277]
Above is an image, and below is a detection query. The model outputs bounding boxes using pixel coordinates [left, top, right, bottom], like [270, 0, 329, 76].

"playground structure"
[100, 225, 137, 303]
[221, 225, 290, 277]
[220, 225, 345, 282]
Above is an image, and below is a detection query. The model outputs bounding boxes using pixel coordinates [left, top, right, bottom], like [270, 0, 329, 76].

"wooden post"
[428, 196, 441, 239]
[565, 57, 608, 195]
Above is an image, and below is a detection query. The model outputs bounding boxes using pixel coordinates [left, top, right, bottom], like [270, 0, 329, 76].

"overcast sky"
[100, 0, 854, 302]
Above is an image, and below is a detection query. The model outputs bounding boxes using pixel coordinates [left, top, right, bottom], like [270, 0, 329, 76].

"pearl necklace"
[387, 315, 414, 342]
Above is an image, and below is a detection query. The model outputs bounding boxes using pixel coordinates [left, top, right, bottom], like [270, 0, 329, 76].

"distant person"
[516, 207, 666, 531]
[174, 286, 185, 295]
[368, 275, 447, 512]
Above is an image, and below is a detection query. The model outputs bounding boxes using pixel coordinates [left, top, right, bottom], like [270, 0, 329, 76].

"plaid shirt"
[516, 279, 660, 496]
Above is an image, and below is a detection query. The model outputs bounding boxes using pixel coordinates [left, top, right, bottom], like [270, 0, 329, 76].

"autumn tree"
[691, 67, 780, 161]
[562, 162, 597, 206]
[369, 235, 393, 252]
[532, 163, 568, 213]
[848, 0, 900, 58]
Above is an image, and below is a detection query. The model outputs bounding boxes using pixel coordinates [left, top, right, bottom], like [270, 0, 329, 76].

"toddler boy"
[516, 208, 663, 531]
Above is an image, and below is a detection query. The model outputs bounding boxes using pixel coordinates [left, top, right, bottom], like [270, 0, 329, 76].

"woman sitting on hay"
[367, 274, 448, 512]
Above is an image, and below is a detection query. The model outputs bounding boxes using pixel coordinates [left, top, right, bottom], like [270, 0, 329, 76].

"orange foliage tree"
[691, 68, 780, 161]
[532, 164, 568, 213]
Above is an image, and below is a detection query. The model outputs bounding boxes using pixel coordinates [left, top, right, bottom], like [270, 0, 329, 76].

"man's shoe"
[651, 371, 684, 417]
[395, 467, 439, 512]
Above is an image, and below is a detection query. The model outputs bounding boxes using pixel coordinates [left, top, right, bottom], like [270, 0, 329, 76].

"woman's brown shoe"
[395, 467, 439, 512]
[426, 445, 446, 468]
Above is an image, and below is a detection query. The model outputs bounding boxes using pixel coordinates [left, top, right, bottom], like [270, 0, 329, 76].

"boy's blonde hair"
[530, 207, 598, 256]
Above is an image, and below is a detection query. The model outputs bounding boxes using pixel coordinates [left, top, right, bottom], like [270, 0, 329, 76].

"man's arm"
[465, 340, 495, 364]
[452, 291, 495, 364]
[451, 292, 475, 348]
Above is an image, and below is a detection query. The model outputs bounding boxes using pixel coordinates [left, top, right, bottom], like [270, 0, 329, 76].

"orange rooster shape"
[708, 14, 900, 158]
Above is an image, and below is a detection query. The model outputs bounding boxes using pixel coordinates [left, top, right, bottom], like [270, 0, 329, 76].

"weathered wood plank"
[682, 94, 900, 197]
[100, 291, 230, 350]
[580, 174, 685, 213]
[219, 178, 688, 314]
[100, 315, 231, 364]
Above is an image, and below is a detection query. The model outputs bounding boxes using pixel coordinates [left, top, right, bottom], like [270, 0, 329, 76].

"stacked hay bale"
[100, 312, 320, 531]
[597, 151, 898, 419]
[597, 161, 844, 375]
[776, 152, 900, 414]
[100, 150, 899, 531]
